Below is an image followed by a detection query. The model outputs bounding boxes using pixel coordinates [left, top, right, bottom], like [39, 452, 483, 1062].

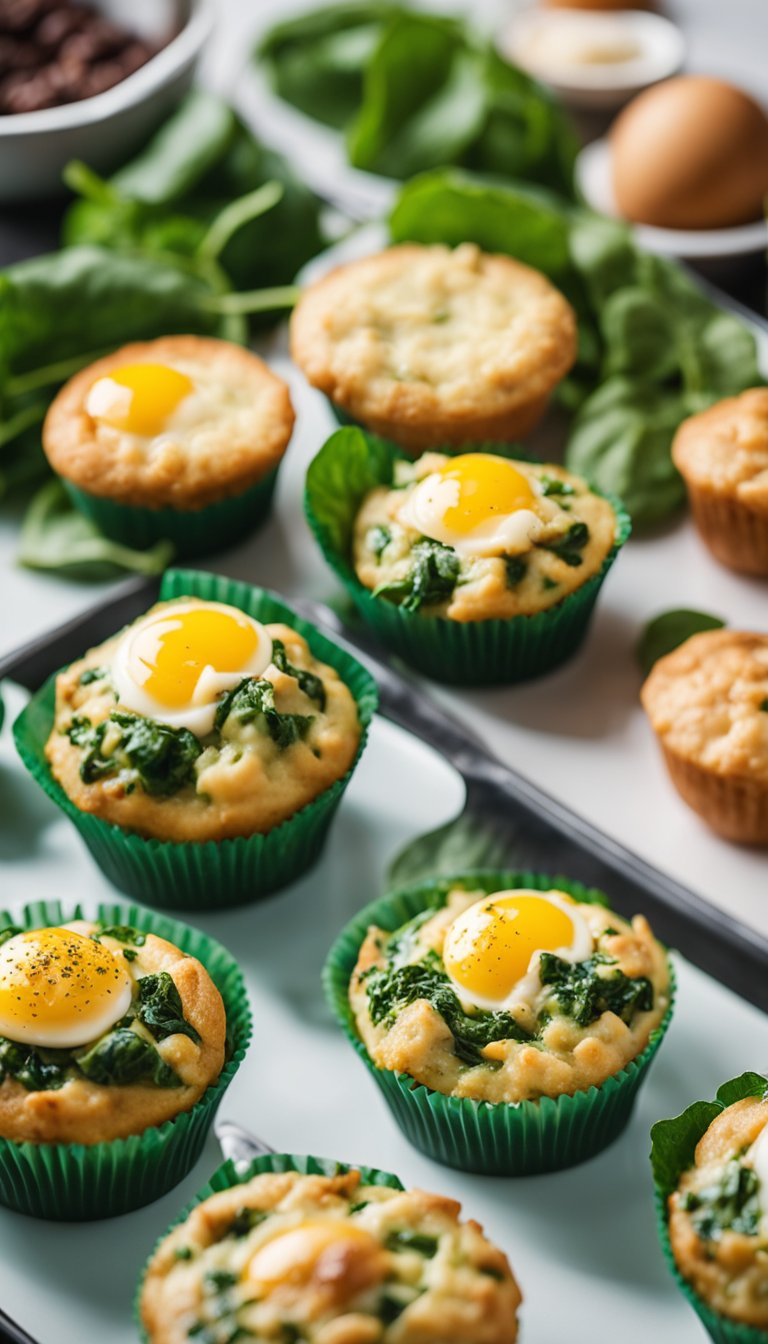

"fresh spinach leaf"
[538, 952, 653, 1027]
[75, 1027, 181, 1088]
[19, 481, 174, 579]
[270, 638, 327, 710]
[374, 538, 460, 612]
[364, 959, 531, 1065]
[214, 677, 314, 748]
[636, 609, 726, 677]
[137, 971, 201, 1044]
[306, 427, 396, 558]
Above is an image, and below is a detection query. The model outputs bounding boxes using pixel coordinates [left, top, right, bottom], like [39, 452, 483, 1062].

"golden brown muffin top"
[672, 389, 768, 510]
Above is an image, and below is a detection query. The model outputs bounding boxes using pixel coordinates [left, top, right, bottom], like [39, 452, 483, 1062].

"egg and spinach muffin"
[672, 387, 768, 576]
[353, 451, 617, 622]
[46, 597, 362, 843]
[641, 629, 768, 845]
[664, 1085, 768, 1328]
[351, 883, 670, 1103]
[0, 921, 225, 1145]
[140, 1166, 522, 1344]
[42, 335, 295, 512]
[290, 242, 577, 450]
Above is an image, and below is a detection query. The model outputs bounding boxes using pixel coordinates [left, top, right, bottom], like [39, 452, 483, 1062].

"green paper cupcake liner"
[651, 1075, 768, 1344]
[324, 870, 674, 1176]
[13, 568, 378, 911]
[654, 1192, 768, 1344]
[63, 468, 278, 561]
[136, 1151, 404, 1342]
[0, 898, 252, 1221]
[304, 428, 631, 686]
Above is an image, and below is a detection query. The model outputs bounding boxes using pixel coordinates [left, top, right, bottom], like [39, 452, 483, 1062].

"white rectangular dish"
[0, 675, 764, 1343]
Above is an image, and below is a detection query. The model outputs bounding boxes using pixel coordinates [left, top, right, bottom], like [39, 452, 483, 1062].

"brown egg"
[611, 76, 768, 229]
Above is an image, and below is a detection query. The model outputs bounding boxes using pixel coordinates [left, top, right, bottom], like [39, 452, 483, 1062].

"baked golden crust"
[290, 243, 577, 451]
[141, 1168, 522, 1344]
[0, 923, 226, 1145]
[352, 455, 616, 621]
[350, 887, 669, 1103]
[42, 335, 295, 511]
[669, 1097, 768, 1327]
[45, 606, 361, 844]
[672, 389, 768, 575]
[641, 630, 768, 844]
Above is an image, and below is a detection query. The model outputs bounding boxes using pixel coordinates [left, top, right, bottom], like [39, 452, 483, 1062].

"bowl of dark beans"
[0, 0, 212, 199]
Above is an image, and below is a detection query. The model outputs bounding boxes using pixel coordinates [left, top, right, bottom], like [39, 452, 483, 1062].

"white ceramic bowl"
[577, 137, 768, 259]
[0, 0, 213, 202]
[498, 7, 685, 110]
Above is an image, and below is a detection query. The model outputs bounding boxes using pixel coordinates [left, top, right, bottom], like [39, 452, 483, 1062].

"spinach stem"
[203, 284, 301, 315]
[62, 159, 117, 206]
[0, 401, 45, 448]
[6, 349, 112, 397]
[198, 180, 284, 263]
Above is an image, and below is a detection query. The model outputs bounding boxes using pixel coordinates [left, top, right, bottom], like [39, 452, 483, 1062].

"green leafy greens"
[651, 1073, 768, 1200]
[636, 608, 726, 677]
[214, 677, 314, 748]
[373, 538, 461, 612]
[363, 957, 532, 1066]
[66, 711, 202, 796]
[679, 1160, 761, 1242]
[538, 952, 653, 1027]
[137, 972, 202, 1045]
[270, 639, 327, 710]
[258, 6, 577, 195]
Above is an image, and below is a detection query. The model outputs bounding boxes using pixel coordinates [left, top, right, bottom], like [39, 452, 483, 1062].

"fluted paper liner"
[0, 898, 251, 1221]
[13, 568, 378, 911]
[324, 871, 674, 1176]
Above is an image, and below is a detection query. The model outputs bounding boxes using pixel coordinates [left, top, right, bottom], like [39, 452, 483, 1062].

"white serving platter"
[0, 672, 766, 1344]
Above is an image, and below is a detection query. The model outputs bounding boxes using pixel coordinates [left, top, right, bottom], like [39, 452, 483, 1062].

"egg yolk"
[245, 1220, 382, 1294]
[0, 928, 132, 1049]
[90, 362, 193, 437]
[443, 893, 577, 1003]
[435, 454, 536, 534]
[131, 606, 262, 710]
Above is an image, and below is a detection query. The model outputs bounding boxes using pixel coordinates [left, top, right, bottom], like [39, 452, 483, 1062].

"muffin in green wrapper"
[13, 568, 378, 911]
[324, 870, 673, 1176]
[651, 1072, 768, 1344]
[304, 428, 630, 685]
[43, 335, 295, 562]
[63, 468, 278, 561]
[137, 1150, 523, 1343]
[0, 898, 251, 1221]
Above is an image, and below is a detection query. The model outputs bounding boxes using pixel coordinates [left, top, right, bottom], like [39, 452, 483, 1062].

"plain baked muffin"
[350, 882, 670, 1104]
[140, 1166, 522, 1344]
[672, 388, 768, 576]
[0, 920, 225, 1145]
[641, 629, 768, 844]
[352, 451, 617, 621]
[667, 1093, 768, 1329]
[43, 335, 295, 511]
[291, 243, 577, 450]
[45, 597, 362, 843]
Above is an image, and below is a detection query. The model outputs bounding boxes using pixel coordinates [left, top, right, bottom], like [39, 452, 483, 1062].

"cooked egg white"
[0, 927, 132, 1050]
[443, 889, 593, 1012]
[112, 600, 274, 738]
[397, 454, 565, 558]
